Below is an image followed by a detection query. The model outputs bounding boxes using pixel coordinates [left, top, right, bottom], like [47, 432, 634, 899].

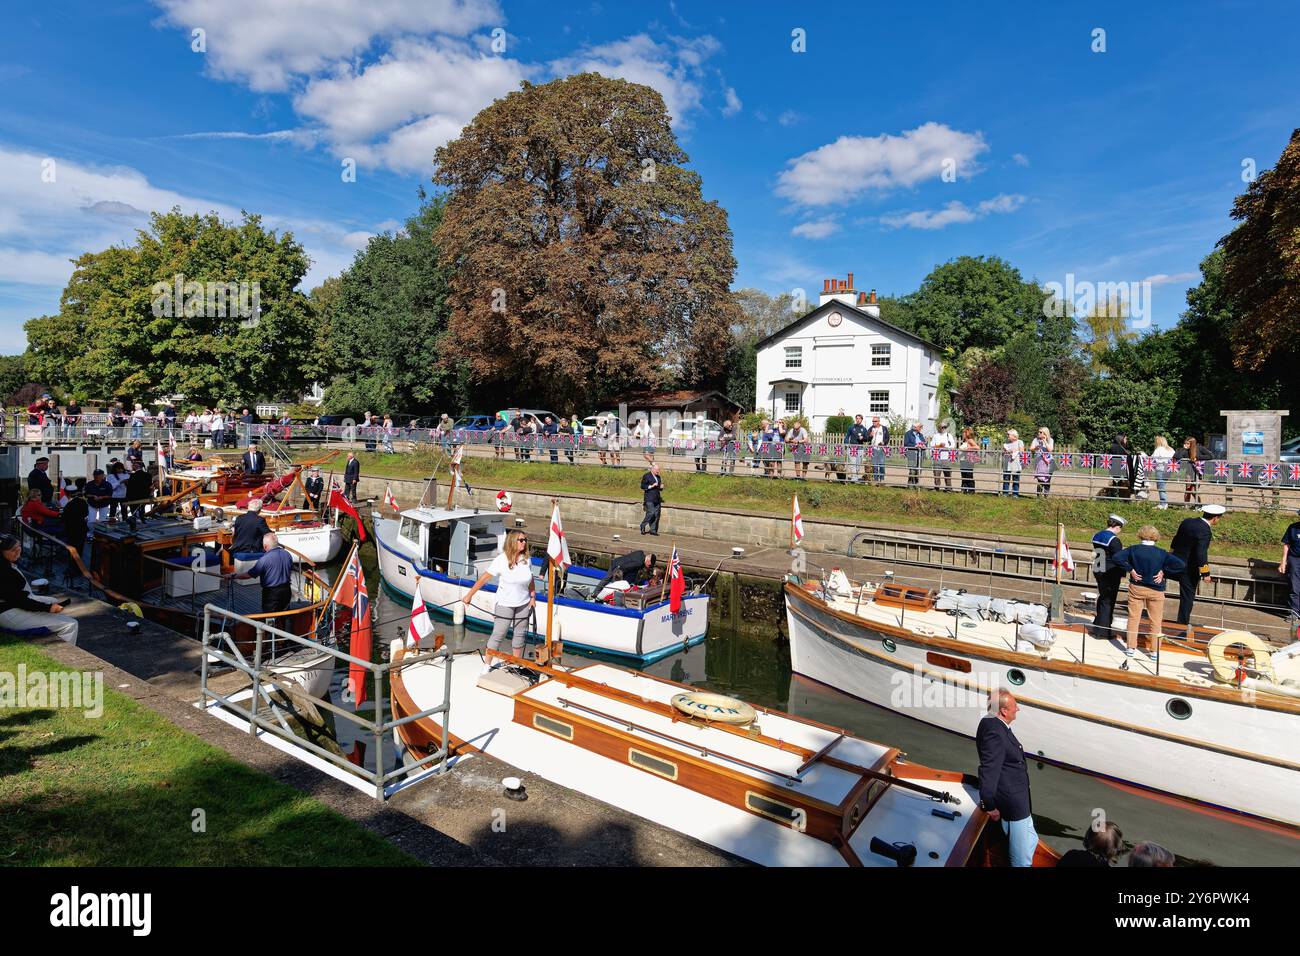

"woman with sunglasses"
[463, 529, 536, 672]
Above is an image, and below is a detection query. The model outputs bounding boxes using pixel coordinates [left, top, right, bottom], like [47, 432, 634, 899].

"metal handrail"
[199, 605, 453, 798]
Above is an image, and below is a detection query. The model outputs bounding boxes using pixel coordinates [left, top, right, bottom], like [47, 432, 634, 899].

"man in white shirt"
[930, 422, 956, 491]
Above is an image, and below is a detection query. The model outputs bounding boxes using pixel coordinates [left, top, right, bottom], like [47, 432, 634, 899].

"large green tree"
[432, 73, 743, 408]
[724, 288, 796, 411]
[316, 193, 462, 415]
[892, 255, 1047, 353]
[24, 209, 316, 407]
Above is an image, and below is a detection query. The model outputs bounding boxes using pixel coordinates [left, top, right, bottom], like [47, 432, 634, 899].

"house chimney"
[847, 272, 854, 290]
[870, 289, 877, 303]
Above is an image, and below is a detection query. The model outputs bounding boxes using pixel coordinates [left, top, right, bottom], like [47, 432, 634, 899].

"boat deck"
[817, 587, 1300, 687]
[396, 653, 983, 866]
[141, 584, 313, 619]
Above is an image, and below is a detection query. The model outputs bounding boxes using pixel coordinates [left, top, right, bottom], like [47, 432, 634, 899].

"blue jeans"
[1003, 815, 1038, 867]
[1001, 471, 1020, 496]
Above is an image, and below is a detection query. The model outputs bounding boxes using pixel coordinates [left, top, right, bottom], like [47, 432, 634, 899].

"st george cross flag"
[383, 484, 400, 511]
[547, 502, 571, 570]
[332, 544, 373, 706]
[791, 495, 804, 544]
[407, 588, 434, 649]
[668, 545, 685, 614]
[1054, 524, 1076, 573]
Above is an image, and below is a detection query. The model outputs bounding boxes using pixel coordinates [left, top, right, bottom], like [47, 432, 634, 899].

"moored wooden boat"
[389, 643, 1058, 866]
[784, 573, 1300, 828]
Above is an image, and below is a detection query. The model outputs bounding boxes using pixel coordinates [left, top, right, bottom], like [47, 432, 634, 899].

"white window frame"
[783, 392, 801, 413]
[869, 390, 890, 414]
[784, 346, 803, 369]
[871, 343, 891, 368]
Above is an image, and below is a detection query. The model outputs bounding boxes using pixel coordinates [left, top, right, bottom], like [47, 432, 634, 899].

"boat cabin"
[392, 507, 507, 579]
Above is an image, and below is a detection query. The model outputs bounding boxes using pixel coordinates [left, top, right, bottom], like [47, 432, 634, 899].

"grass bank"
[303, 450, 1292, 561]
[0, 635, 417, 866]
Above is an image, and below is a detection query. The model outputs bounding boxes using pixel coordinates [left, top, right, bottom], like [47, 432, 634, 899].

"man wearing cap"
[228, 532, 295, 614]
[1091, 514, 1126, 637]
[27, 457, 54, 505]
[1280, 509, 1300, 622]
[1170, 504, 1224, 625]
[303, 467, 324, 511]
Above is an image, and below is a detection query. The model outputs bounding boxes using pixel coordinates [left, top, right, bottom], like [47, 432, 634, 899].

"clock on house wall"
[827, 312, 842, 327]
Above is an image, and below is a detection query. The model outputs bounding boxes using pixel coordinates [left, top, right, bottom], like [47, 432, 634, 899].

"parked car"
[1281, 435, 1300, 464]
[668, 418, 723, 453]
[454, 415, 497, 431]
[580, 412, 626, 437]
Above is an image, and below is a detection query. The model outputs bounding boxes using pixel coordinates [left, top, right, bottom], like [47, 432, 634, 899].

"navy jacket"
[1112, 543, 1186, 592]
[903, 428, 926, 449]
[242, 451, 265, 475]
[640, 471, 663, 505]
[1091, 529, 1123, 581]
[344, 458, 361, 482]
[1170, 517, 1213, 577]
[976, 715, 1032, 822]
[864, 424, 889, 446]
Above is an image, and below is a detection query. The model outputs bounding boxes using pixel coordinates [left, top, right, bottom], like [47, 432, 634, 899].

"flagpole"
[544, 557, 555, 665]
[790, 496, 795, 551]
[660, 543, 674, 605]
[1051, 522, 1065, 620]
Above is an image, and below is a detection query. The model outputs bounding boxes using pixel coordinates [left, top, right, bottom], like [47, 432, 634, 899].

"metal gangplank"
[198, 606, 453, 799]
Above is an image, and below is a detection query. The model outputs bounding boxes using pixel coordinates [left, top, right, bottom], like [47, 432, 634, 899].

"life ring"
[495, 490, 512, 513]
[670, 691, 757, 725]
[1205, 630, 1275, 684]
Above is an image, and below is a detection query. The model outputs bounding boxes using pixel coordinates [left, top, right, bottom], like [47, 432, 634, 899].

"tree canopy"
[431, 73, 742, 408]
[315, 193, 462, 415]
[24, 208, 316, 407]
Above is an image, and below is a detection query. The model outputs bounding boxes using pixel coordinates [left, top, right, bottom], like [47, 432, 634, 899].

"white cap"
[1203, 504, 1227, 516]
[1108, 514, 1126, 526]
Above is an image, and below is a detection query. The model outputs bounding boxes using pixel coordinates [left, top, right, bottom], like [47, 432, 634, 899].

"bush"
[824, 414, 853, 435]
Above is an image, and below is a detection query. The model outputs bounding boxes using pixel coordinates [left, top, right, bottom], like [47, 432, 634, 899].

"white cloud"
[1012, 152, 1029, 166]
[295, 37, 529, 173]
[777, 109, 802, 127]
[1142, 272, 1198, 286]
[0, 146, 380, 346]
[548, 33, 721, 125]
[722, 86, 742, 117]
[776, 122, 989, 206]
[152, 0, 503, 92]
[879, 193, 1025, 230]
[790, 217, 840, 239]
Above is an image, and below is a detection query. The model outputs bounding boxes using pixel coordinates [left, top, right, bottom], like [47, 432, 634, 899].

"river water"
[340, 541, 1300, 867]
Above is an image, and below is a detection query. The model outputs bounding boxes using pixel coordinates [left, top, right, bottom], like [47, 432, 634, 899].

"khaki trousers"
[1125, 584, 1165, 650]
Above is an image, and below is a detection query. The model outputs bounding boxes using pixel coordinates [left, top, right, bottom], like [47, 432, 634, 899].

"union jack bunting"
[1100, 455, 1113, 469]
[818, 444, 828, 456]
[1020, 452, 1030, 466]
[1290, 464, 1300, 481]
[1058, 453, 1073, 468]
[1262, 463, 1279, 482]
[1081, 454, 1093, 468]
[1214, 460, 1229, 478]
[849, 446, 860, 457]
[1237, 461, 1253, 478]
[833, 444, 844, 456]
[883, 447, 892, 457]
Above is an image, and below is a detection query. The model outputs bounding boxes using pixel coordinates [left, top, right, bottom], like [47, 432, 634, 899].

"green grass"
[309, 449, 1293, 561]
[0, 635, 418, 866]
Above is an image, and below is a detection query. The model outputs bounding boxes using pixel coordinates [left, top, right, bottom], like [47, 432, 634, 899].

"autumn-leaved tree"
[432, 73, 742, 408]
[1220, 127, 1300, 371]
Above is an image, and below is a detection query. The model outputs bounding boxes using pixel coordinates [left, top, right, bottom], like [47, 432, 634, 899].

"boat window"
[1165, 698, 1192, 721]
[882, 638, 897, 653]
[746, 792, 807, 832]
[1007, 669, 1026, 686]
[533, 713, 574, 740]
[398, 518, 420, 546]
[628, 748, 678, 781]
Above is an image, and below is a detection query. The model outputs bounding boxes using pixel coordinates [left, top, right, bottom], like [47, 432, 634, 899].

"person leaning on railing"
[0, 534, 78, 643]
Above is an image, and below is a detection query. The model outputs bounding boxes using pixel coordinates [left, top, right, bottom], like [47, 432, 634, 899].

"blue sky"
[1, 0, 1297, 353]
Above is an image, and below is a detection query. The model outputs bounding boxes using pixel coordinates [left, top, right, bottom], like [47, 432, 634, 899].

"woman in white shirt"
[107, 461, 129, 519]
[930, 422, 956, 491]
[462, 530, 536, 671]
[1149, 435, 1176, 509]
[1001, 429, 1025, 498]
[1029, 427, 1055, 498]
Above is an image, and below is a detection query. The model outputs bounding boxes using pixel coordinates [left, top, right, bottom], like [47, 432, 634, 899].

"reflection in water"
[341, 543, 1299, 866]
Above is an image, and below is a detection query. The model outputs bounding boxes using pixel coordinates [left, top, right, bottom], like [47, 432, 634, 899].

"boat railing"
[16, 518, 105, 599]
[200, 605, 454, 799]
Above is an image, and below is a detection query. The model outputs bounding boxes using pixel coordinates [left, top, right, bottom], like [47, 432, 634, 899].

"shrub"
[824, 414, 853, 435]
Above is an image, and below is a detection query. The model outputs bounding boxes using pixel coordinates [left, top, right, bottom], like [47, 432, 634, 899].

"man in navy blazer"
[242, 442, 266, 476]
[976, 689, 1037, 866]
